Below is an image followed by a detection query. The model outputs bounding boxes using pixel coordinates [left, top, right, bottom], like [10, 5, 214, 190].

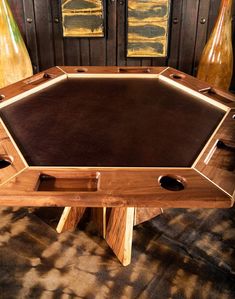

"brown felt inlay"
[0, 78, 225, 167]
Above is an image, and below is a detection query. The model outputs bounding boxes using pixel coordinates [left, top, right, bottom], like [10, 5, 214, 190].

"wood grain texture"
[58, 65, 166, 74]
[0, 168, 232, 208]
[22, 0, 39, 73]
[0, 67, 66, 103]
[178, 0, 200, 74]
[0, 120, 26, 186]
[134, 207, 162, 226]
[0, 66, 233, 209]
[127, 0, 170, 57]
[106, 0, 117, 66]
[105, 207, 135, 266]
[160, 67, 235, 109]
[33, 0, 54, 70]
[62, 0, 104, 37]
[195, 109, 235, 197]
[56, 207, 86, 233]
[51, 0, 65, 66]
[193, 0, 211, 75]
[116, 0, 126, 66]
[90, 207, 107, 237]
[167, 0, 183, 68]
[64, 37, 81, 65]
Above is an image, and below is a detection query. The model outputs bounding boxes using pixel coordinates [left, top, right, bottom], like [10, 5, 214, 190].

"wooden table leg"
[31, 207, 87, 233]
[90, 207, 163, 265]
[105, 207, 135, 266]
[134, 207, 163, 226]
[90, 207, 107, 237]
[56, 207, 86, 233]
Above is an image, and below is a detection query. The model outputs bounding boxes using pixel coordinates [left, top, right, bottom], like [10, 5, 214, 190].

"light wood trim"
[67, 74, 159, 79]
[0, 118, 28, 167]
[0, 74, 67, 109]
[192, 110, 230, 168]
[194, 109, 235, 197]
[0, 67, 66, 102]
[57, 66, 167, 74]
[161, 67, 235, 109]
[159, 75, 229, 111]
[29, 166, 191, 170]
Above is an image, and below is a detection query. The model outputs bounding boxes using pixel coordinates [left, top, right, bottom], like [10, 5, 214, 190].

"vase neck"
[212, 0, 232, 36]
[219, 0, 232, 18]
[0, 0, 9, 9]
[0, 0, 11, 18]
[221, 0, 232, 9]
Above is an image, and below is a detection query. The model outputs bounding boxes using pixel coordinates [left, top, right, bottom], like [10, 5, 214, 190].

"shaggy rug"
[0, 206, 234, 299]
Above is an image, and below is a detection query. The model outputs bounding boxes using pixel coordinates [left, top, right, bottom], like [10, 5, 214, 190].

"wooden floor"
[0, 206, 234, 299]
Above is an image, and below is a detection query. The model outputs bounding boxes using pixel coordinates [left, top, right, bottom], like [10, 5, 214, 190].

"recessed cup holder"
[170, 73, 186, 80]
[0, 155, 13, 169]
[77, 67, 88, 73]
[0, 95, 5, 101]
[158, 175, 186, 191]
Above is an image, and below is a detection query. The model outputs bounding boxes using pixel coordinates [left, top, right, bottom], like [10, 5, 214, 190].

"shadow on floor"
[0, 206, 234, 299]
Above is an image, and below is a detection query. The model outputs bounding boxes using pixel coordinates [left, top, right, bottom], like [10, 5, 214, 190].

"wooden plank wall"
[8, 0, 235, 90]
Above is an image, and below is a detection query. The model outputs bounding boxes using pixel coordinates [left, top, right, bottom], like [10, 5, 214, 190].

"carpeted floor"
[0, 206, 234, 299]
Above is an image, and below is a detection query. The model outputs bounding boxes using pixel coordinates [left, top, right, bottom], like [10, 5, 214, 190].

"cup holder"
[170, 73, 186, 80]
[0, 95, 5, 102]
[0, 155, 13, 169]
[158, 175, 186, 191]
[77, 67, 88, 73]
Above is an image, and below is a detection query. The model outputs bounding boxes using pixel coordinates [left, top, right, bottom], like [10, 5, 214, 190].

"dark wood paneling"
[33, 0, 55, 69]
[63, 38, 80, 65]
[90, 38, 106, 65]
[178, 0, 200, 74]
[117, 0, 127, 66]
[80, 39, 90, 65]
[7, 0, 235, 90]
[168, 0, 183, 68]
[22, 0, 39, 73]
[106, 0, 117, 65]
[193, 0, 211, 75]
[51, 0, 65, 66]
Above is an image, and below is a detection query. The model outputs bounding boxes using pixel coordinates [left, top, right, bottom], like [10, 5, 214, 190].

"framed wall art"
[62, 0, 104, 37]
[127, 0, 170, 57]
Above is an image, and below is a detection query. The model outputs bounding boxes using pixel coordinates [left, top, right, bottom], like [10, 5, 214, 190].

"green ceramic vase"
[0, 0, 33, 89]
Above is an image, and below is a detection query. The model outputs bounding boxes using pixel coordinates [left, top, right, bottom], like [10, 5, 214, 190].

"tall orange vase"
[0, 0, 33, 89]
[197, 0, 233, 90]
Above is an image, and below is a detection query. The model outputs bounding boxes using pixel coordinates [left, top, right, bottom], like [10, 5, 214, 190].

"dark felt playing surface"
[0, 78, 225, 167]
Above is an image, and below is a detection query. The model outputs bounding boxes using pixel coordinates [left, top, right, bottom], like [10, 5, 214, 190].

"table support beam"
[134, 207, 163, 225]
[56, 207, 86, 233]
[105, 207, 135, 266]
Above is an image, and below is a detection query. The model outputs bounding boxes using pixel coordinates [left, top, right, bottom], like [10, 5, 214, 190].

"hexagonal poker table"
[0, 66, 234, 265]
